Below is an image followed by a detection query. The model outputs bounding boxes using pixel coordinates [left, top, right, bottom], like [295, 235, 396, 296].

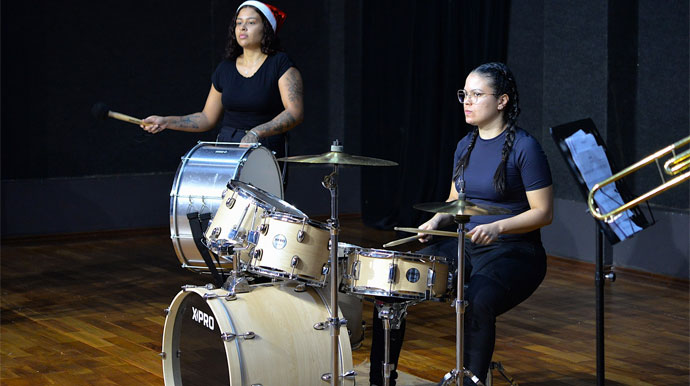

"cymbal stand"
[319, 141, 354, 385]
[375, 300, 414, 386]
[439, 214, 483, 386]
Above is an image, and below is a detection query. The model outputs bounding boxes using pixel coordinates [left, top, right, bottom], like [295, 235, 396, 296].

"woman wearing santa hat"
[141, 1, 302, 162]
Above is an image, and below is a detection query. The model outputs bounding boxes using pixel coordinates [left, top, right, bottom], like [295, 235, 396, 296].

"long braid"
[452, 128, 479, 183]
[492, 124, 516, 194]
[471, 62, 521, 195]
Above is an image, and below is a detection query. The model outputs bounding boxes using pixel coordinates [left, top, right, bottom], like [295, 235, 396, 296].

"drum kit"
[162, 140, 509, 386]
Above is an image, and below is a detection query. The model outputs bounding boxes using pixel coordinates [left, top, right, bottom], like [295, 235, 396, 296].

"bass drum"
[161, 283, 355, 386]
[170, 142, 283, 273]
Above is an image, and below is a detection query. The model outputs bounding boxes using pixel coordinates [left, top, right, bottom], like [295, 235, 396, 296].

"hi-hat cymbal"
[277, 151, 397, 167]
[413, 199, 511, 216]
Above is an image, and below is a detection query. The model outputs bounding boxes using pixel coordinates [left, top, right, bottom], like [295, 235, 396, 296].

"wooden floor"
[1, 216, 688, 385]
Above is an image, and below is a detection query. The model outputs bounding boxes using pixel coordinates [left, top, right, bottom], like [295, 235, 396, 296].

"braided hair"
[225, 5, 283, 61]
[452, 62, 521, 195]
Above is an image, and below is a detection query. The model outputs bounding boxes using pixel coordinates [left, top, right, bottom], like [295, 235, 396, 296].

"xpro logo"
[191, 307, 215, 330]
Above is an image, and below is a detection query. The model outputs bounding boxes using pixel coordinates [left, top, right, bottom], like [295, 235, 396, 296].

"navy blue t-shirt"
[452, 127, 552, 241]
[211, 51, 294, 131]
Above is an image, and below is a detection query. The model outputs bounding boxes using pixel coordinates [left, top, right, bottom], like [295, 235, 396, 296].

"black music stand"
[550, 118, 654, 386]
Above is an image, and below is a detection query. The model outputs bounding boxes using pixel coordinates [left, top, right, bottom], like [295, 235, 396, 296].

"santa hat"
[237, 1, 287, 33]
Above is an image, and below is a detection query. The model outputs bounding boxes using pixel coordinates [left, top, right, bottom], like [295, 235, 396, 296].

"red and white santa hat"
[237, 1, 287, 33]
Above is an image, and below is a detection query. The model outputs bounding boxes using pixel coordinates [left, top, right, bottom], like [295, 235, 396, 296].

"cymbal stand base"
[375, 300, 414, 386]
[439, 368, 485, 386]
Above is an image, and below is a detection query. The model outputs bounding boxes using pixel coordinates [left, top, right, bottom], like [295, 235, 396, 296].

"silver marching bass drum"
[161, 282, 355, 386]
[170, 142, 283, 273]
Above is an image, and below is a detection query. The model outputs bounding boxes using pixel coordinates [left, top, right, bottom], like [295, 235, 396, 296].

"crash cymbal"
[413, 199, 511, 216]
[277, 151, 397, 166]
[277, 141, 397, 166]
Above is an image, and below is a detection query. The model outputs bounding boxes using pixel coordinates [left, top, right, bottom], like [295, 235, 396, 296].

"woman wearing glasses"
[369, 62, 553, 386]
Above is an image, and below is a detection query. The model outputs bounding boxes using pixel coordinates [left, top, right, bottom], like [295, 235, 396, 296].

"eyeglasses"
[457, 90, 498, 104]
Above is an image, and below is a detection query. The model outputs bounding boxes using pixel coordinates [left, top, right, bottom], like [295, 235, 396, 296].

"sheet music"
[565, 130, 642, 240]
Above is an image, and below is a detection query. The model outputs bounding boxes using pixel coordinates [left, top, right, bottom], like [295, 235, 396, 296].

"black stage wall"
[2, 0, 364, 235]
[2, 1, 688, 279]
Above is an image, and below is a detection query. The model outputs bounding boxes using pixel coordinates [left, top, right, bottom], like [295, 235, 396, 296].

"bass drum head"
[162, 283, 354, 386]
[164, 289, 229, 386]
[169, 143, 282, 273]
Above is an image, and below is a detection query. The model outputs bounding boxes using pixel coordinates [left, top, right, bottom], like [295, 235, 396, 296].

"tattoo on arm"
[174, 113, 201, 130]
[253, 110, 296, 137]
[286, 70, 303, 104]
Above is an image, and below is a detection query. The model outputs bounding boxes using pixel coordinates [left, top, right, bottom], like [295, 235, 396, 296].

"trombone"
[588, 135, 690, 221]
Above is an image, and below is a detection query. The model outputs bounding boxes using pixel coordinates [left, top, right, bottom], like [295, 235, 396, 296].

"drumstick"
[384, 228, 471, 248]
[394, 227, 460, 237]
[382, 235, 421, 248]
[92, 102, 145, 125]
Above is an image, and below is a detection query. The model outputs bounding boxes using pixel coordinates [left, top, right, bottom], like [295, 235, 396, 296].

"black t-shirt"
[211, 51, 295, 130]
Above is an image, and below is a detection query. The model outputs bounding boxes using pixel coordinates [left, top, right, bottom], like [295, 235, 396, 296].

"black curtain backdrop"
[361, 0, 511, 232]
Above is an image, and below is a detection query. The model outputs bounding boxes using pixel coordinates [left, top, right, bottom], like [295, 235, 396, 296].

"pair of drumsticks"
[383, 227, 468, 248]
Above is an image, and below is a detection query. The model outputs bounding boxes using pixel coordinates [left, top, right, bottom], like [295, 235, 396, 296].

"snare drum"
[249, 212, 331, 286]
[204, 180, 305, 268]
[341, 248, 449, 301]
[169, 142, 282, 273]
[161, 282, 355, 386]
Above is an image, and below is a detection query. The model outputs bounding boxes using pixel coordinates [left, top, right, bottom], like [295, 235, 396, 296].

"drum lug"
[225, 196, 236, 209]
[321, 263, 330, 276]
[259, 223, 269, 235]
[221, 331, 255, 342]
[163, 308, 170, 315]
[246, 230, 259, 244]
[181, 284, 198, 291]
[313, 322, 327, 330]
[296, 230, 305, 243]
[388, 263, 397, 284]
[427, 267, 436, 287]
[203, 293, 219, 299]
[210, 227, 221, 239]
[252, 248, 263, 261]
[159, 352, 166, 359]
[204, 283, 216, 290]
[352, 260, 361, 280]
[294, 283, 307, 292]
[321, 370, 357, 382]
[291, 255, 300, 268]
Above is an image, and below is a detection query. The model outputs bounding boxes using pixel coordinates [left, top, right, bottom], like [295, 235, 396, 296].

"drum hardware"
[220, 331, 256, 342]
[374, 300, 415, 386]
[486, 361, 519, 386]
[219, 244, 253, 295]
[321, 370, 357, 382]
[278, 140, 397, 386]
[313, 317, 348, 331]
[294, 283, 307, 292]
[413, 198, 510, 386]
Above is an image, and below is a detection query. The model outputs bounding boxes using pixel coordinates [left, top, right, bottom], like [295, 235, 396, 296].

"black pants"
[369, 237, 547, 385]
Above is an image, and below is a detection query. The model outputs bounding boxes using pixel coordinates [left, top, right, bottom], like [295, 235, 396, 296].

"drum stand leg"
[438, 215, 484, 386]
[376, 301, 412, 386]
[487, 362, 519, 386]
[221, 247, 251, 294]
